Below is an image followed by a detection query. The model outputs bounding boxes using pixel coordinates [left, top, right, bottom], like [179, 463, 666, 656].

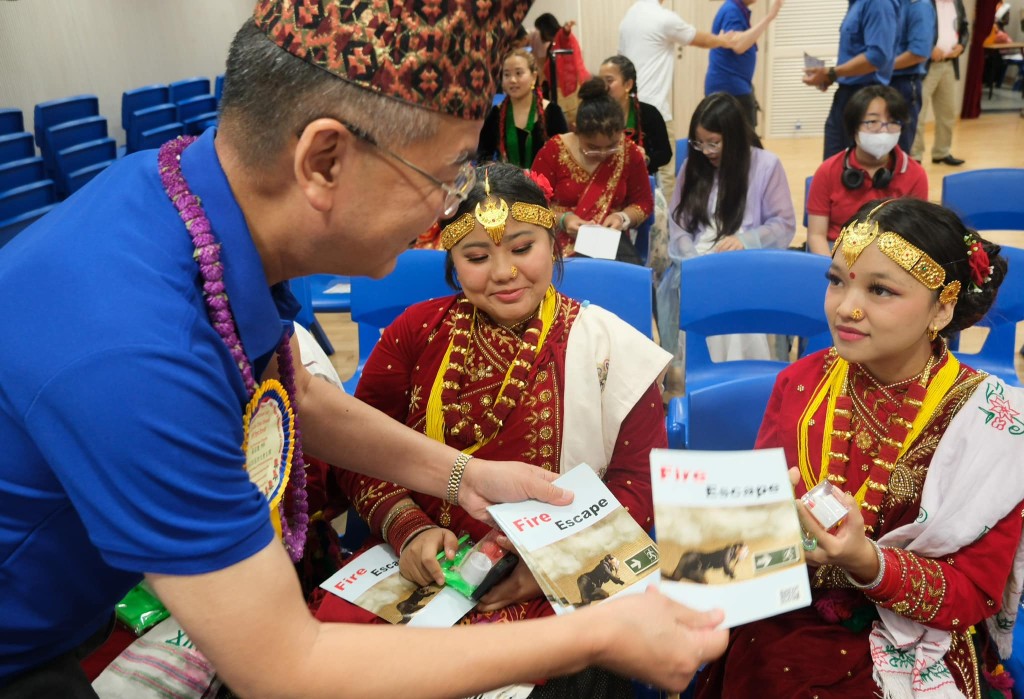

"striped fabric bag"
[92, 617, 220, 699]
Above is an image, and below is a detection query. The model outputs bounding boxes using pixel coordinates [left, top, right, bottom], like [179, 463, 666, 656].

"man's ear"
[293, 118, 351, 213]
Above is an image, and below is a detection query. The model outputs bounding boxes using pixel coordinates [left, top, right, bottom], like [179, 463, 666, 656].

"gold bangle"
[445, 453, 473, 506]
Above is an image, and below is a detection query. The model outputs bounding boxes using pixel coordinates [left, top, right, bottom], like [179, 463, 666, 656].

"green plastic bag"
[115, 582, 170, 635]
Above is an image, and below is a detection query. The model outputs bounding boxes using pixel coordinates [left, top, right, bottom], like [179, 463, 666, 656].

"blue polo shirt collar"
[730, 0, 752, 22]
[179, 128, 284, 375]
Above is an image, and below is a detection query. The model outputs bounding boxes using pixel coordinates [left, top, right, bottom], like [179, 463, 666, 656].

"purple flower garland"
[159, 136, 308, 561]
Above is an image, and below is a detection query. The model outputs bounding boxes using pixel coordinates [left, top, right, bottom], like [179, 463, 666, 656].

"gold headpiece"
[834, 201, 961, 305]
[439, 171, 556, 250]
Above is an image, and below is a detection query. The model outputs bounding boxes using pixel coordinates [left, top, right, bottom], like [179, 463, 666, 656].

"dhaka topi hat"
[253, 0, 533, 121]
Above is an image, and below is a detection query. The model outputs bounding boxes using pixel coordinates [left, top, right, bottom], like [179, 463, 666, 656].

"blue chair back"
[0, 157, 46, 193]
[121, 85, 170, 131]
[0, 133, 34, 166]
[214, 75, 226, 104]
[674, 138, 689, 176]
[307, 274, 352, 313]
[135, 122, 186, 152]
[0, 180, 56, 220]
[667, 373, 776, 449]
[177, 95, 218, 122]
[346, 249, 450, 392]
[633, 175, 657, 264]
[55, 139, 116, 184]
[33, 95, 98, 150]
[679, 249, 831, 391]
[803, 175, 813, 229]
[941, 168, 1024, 231]
[0, 109, 24, 137]
[169, 77, 211, 105]
[955, 245, 1024, 386]
[127, 104, 178, 153]
[558, 258, 653, 338]
[44, 117, 109, 178]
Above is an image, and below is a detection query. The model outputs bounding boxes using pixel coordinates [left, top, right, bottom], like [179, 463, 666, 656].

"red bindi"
[849, 271, 856, 279]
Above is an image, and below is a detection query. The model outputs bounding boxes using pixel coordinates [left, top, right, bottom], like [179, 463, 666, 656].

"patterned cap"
[253, 0, 533, 120]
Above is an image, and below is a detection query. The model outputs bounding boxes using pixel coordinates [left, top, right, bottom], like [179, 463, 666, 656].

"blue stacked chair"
[127, 104, 182, 154]
[55, 138, 117, 196]
[47, 117, 115, 196]
[0, 109, 25, 136]
[176, 95, 219, 135]
[0, 180, 57, 248]
[0, 133, 35, 165]
[214, 74, 226, 104]
[33, 95, 99, 169]
[0, 157, 47, 193]
[674, 137, 690, 176]
[121, 85, 170, 133]
[169, 77, 211, 105]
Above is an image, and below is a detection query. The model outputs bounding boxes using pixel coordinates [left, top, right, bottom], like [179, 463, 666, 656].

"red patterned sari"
[696, 348, 1024, 699]
[531, 134, 653, 256]
[314, 292, 664, 626]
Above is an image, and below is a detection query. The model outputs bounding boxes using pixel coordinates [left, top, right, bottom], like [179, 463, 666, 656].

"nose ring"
[510, 265, 518, 279]
[850, 308, 864, 321]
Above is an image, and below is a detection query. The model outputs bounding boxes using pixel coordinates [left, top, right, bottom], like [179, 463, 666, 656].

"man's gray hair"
[219, 20, 440, 170]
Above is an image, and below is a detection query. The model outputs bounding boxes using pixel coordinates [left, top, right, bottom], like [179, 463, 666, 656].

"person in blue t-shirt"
[704, 0, 785, 128]
[890, 0, 938, 154]
[804, 0, 901, 159]
[0, 3, 729, 698]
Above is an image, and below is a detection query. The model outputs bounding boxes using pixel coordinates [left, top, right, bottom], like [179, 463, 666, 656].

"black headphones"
[840, 147, 907, 190]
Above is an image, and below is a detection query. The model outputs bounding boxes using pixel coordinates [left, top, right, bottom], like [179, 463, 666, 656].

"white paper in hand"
[573, 224, 621, 260]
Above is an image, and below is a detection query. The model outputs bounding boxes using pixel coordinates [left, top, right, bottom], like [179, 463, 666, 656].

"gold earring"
[850, 308, 864, 321]
[928, 325, 938, 341]
[510, 265, 518, 279]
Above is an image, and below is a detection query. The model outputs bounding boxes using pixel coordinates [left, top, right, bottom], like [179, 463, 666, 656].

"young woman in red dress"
[696, 197, 1022, 699]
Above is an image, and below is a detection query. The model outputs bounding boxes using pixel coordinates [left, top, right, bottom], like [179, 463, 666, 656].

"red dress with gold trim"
[314, 292, 664, 625]
[531, 134, 653, 255]
[696, 349, 1024, 699]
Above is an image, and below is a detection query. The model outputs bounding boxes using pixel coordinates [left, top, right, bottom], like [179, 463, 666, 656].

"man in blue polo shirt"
[705, 0, 785, 128]
[890, 0, 938, 154]
[0, 2, 728, 698]
[804, 0, 901, 159]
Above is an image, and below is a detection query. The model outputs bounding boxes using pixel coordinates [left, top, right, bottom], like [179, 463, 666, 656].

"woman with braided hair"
[696, 197, 1023, 699]
[599, 54, 671, 176]
[477, 48, 568, 168]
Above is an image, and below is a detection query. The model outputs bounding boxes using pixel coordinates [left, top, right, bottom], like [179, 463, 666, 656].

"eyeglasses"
[691, 140, 723, 155]
[580, 142, 622, 159]
[340, 120, 475, 217]
[859, 119, 903, 133]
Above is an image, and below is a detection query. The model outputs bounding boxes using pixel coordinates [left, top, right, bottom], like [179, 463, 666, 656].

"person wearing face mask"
[806, 85, 928, 256]
[530, 77, 654, 264]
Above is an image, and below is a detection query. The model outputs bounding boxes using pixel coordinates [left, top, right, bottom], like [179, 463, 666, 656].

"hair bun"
[577, 76, 609, 102]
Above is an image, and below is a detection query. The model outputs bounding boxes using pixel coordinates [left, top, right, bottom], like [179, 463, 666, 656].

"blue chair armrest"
[666, 395, 687, 449]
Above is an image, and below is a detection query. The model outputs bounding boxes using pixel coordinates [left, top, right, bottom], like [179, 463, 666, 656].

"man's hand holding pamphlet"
[487, 465, 660, 613]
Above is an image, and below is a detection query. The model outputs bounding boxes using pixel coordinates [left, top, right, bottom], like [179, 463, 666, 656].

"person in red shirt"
[806, 85, 927, 255]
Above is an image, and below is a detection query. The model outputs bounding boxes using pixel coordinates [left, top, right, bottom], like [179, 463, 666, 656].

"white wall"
[0, 0, 253, 144]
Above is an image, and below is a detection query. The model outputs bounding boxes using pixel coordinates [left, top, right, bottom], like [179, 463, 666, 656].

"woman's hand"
[475, 560, 544, 611]
[601, 211, 632, 231]
[399, 527, 460, 587]
[795, 488, 879, 581]
[562, 212, 590, 238]
[712, 236, 745, 252]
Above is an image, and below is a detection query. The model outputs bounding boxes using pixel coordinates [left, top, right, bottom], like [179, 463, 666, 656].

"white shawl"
[868, 375, 1024, 698]
[559, 302, 672, 475]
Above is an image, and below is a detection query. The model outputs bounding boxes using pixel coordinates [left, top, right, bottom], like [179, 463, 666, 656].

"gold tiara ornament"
[834, 202, 961, 305]
[439, 173, 556, 250]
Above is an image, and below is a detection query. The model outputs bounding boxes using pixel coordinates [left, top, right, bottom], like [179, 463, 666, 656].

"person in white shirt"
[618, 0, 735, 195]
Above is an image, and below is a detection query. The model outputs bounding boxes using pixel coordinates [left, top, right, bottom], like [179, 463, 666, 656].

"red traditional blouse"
[531, 134, 653, 255]
[697, 348, 1024, 698]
